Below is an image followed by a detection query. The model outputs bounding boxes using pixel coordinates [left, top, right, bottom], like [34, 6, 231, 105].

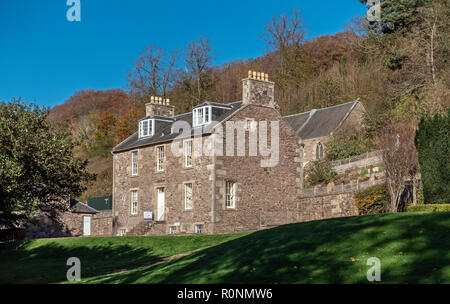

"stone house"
[284, 100, 366, 165]
[111, 71, 365, 236]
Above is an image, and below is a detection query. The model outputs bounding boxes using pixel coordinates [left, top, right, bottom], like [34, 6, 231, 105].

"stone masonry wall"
[212, 104, 301, 233]
[112, 137, 214, 236]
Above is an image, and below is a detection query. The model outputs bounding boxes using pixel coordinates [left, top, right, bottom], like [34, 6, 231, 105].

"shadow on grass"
[82, 212, 450, 284]
[0, 240, 159, 284]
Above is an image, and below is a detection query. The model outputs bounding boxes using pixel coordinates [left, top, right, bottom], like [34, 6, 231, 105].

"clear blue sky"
[0, 0, 367, 107]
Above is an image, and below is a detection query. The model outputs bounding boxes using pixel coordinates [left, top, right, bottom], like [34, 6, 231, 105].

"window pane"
[198, 108, 203, 125]
[131, 190, 138, 215]
[226, 181, 236, 208]
[132, 152, 138, 176]
[185, 141, 192, 167]
[185, 183, 193, 209]
[157, 146, 165, 171]
[205, 107, 210, 123]
[143, 120, 148, 136]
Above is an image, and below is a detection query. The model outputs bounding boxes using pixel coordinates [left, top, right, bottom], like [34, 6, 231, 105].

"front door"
[83, 216, 91, 236]
[157, 187, 165, 221]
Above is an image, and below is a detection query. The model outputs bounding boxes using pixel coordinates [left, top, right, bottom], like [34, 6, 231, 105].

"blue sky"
[0, 1, 367, 107]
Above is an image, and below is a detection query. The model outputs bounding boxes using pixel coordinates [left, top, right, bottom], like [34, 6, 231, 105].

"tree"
[264, 8, 307, 113]
[358, 0, 438, 33]
[128, 45, 178, 102]
[415, 109, 450, 204]
[378, 123, 418, 212]
[184, 35, 215, 106]
[0, 99, 96, 228]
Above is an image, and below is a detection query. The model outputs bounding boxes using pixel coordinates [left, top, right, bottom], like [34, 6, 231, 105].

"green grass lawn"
[0, 233, 245, 284]
[76, 212, 450, 284]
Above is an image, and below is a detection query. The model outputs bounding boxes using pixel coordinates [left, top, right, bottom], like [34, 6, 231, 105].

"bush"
[326, 123, 374, 161]
[305, 159, 338, 187]
[406, 204, 450, 213]
[354, 184, 390, 215]
[415, 108, 450, 204]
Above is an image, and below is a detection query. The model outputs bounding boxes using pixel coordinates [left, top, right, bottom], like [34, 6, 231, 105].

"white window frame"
[131, 151, 138, 176]
[130, 190, 138, 215]
[139, 119, 154, 138]
[156, 146, 165, 172]
[184, 183, 193, 210]
[245, 119, 257, 131]
[225, 181, 236, 209]
[194, 224, 204, 234]
[184, 140, 193, 168]
[192, 106, 212, 127]
[169, 226, 177, 235]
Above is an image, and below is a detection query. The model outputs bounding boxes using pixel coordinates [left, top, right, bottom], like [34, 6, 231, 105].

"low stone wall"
[331, 151, 383, 174]
[91, 210, 113, 237]
[257, 177, 387, 228]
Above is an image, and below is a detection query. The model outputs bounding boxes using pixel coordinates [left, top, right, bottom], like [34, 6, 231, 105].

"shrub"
[305, 159, 338, 187]
[415, 108, 450, 204]
[406, 204, 450, 213]
[354, 184, 390, 215]
[326, 123, 374, 161]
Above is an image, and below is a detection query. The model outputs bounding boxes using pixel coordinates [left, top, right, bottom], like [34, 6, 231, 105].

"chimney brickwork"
[145, 96, 175, 117]
[242, 71, 275, 108]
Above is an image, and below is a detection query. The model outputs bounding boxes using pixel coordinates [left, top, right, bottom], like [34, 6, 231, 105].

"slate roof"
[283, 101, 359, 140]
[70, 198, 99, 214]
[113, 101, 243, 153]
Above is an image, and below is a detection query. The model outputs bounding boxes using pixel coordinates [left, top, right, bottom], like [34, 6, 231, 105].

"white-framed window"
[156, 146, 165, 172]
[194, 224, 204, 234]
[169, 226, 177, 235]
[184, 140, 193, 168]
[225, 181, 236, 209]
[130, 190, 138, 215]
[245, 119, 256, 131]
[316, 142, 324, 160]
[193, 106, 211, 127]
[184, 183, 193, 210]
[139, 119, 154, 138]
[119, 229, 126, 236]
[131, 151, 138, 176]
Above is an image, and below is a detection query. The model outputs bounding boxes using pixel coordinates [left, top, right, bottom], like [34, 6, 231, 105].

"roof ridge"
[314, 100, 358, 112]
[283, 100, 358, 118]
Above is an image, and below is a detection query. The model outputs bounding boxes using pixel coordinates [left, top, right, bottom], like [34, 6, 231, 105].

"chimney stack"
[242, 70, 275, 108]
[145, 96, 175, 117]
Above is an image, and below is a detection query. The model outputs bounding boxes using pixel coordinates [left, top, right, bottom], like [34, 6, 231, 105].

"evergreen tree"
[415, 109, 450, 204]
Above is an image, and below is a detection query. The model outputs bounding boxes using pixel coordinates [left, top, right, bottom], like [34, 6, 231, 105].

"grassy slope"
[0, 234, 245, 284]
[78, 212, 450, 284]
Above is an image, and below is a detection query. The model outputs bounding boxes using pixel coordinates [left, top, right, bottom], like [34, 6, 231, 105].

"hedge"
[406, 204, 450, 213]
[415, 108, 450, 204]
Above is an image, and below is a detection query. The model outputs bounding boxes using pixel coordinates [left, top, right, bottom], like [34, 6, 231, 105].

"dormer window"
[193, 106, 211, 127]
[139, 119, 154, 138]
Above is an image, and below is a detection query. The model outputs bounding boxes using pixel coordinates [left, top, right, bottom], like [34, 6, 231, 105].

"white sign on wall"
[144, 210, 153, 221]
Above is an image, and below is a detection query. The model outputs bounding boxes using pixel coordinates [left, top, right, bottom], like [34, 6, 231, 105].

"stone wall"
[331, 151, 383, 174]
[112, 135, 214, 236]
[91, 210, 113, 237]
[212, 104, 301, 234]
[25, 210, 113, 239]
